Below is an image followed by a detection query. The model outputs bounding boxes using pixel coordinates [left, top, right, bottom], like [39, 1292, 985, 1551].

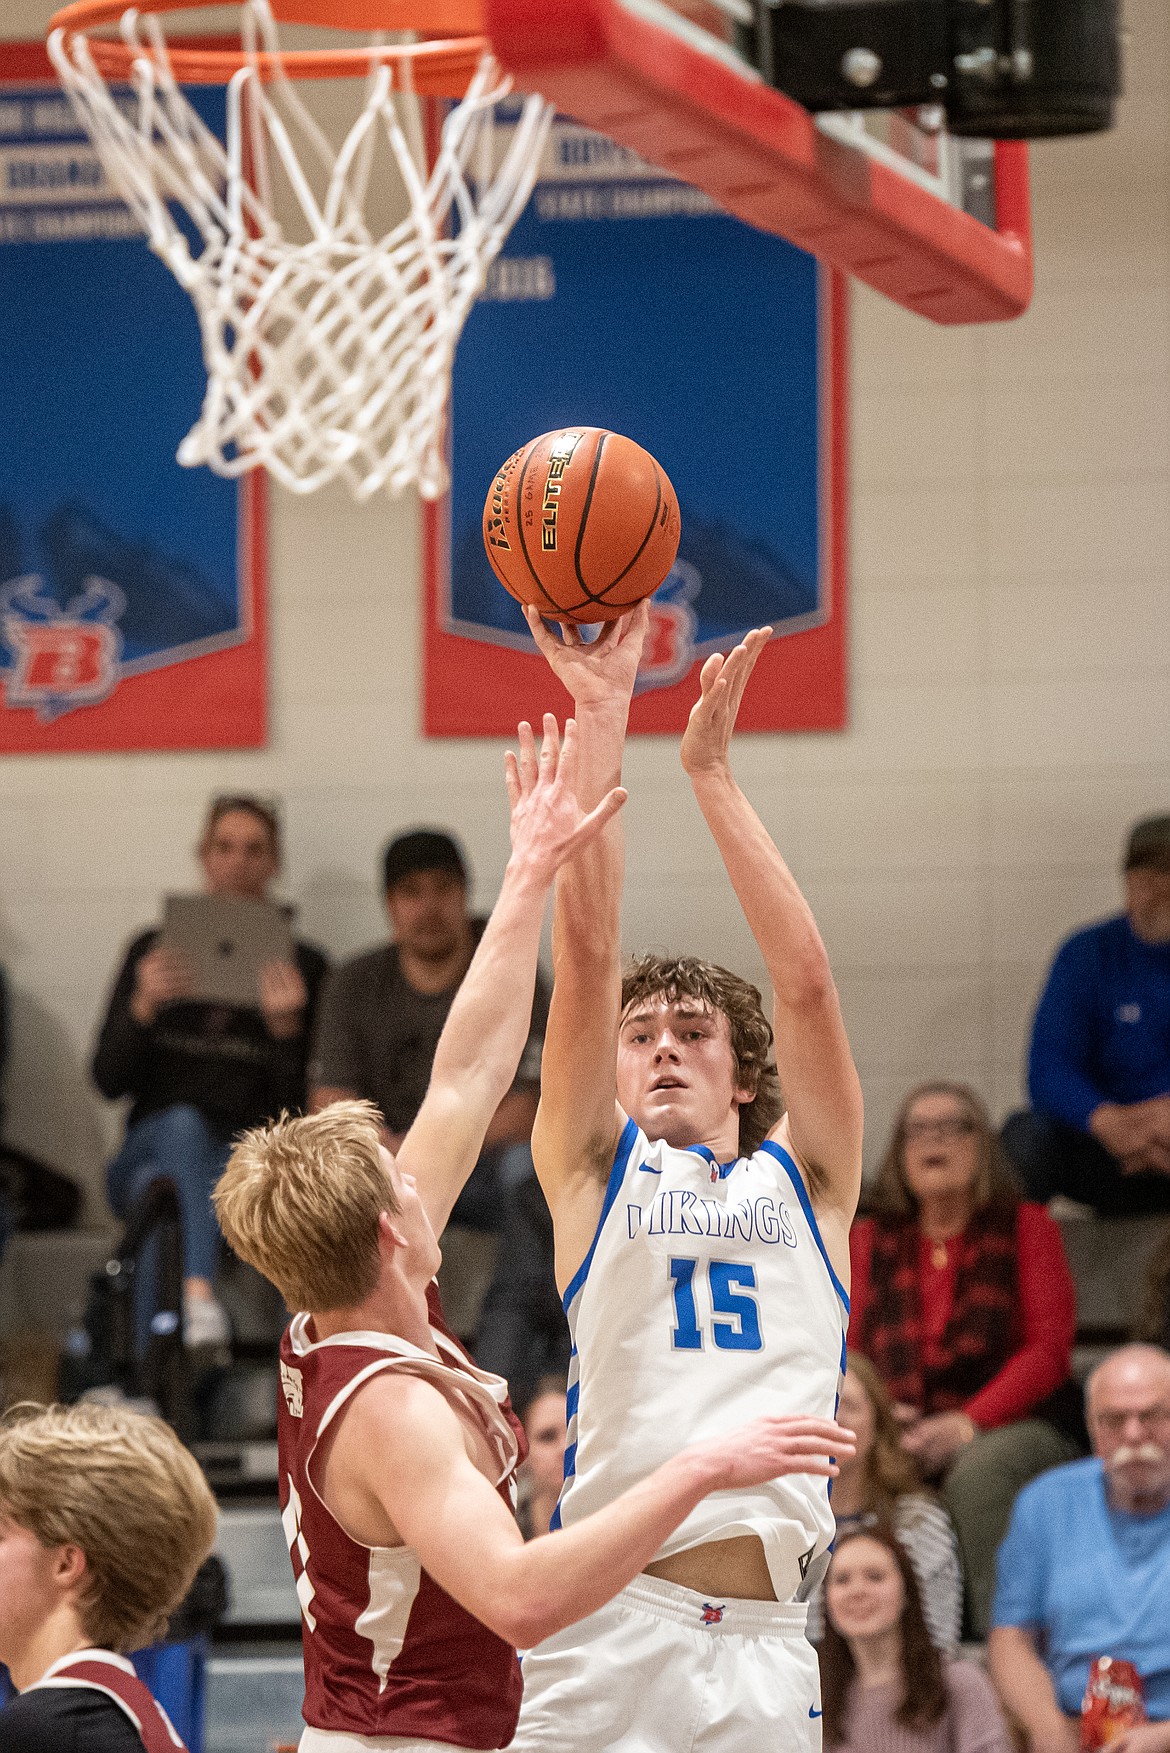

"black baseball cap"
[382, 829, 469, 893]
[1125, 816, 1170, 874]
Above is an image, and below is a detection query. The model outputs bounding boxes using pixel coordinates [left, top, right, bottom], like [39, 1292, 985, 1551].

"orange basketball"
[482, 427, 680, 623]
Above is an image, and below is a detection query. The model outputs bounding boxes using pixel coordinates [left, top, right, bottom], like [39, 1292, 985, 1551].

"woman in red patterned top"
[850, 1081, 1082, 1640]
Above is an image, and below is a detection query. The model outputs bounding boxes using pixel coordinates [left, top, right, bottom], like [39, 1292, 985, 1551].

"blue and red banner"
[0, 44, 265, 753]
[424, 109, 847, 736]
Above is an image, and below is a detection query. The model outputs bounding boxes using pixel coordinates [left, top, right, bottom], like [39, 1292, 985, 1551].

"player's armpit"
[764, 974, 863, 1223]
[531, 1091, 627, 1295]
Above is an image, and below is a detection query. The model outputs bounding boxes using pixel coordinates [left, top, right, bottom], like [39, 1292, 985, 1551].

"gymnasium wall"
[2, 0, 1168, 1216]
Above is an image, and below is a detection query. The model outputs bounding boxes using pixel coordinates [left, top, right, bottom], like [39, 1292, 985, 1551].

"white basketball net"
[48, 3, 553, 499]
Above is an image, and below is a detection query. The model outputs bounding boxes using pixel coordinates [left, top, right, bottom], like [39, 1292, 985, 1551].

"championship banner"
[424, 108, 846, 736]
[0, 45, 266, 754]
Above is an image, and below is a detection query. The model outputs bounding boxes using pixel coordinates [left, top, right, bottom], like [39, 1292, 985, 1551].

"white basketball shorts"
[512, 1573, 823, 1753]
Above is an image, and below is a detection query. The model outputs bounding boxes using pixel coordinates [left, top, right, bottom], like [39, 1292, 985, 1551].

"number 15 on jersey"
[669, 1257, 763, 1352]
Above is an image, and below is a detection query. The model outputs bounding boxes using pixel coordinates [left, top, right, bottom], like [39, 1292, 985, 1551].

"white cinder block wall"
[2, 0, 1168, 1218]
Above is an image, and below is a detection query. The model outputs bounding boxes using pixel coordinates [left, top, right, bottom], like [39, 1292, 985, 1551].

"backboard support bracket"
[486, 0, 1032, 323]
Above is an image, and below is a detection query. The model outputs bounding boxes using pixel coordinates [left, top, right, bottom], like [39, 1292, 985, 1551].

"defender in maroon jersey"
[216, 713, 854, 1753]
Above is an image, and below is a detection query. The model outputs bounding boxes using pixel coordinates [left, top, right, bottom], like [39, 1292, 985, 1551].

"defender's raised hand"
[524, 602, 649, 712]
[680, 626, 772, 778]
[504, 713, 627, 882]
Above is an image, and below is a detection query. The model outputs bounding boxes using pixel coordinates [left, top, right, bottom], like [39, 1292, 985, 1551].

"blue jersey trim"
[685, 1143, 738, 1179]
[561, 1115, 640, 1316]
[565, 1379, 580, 1422]
[759, 1139, 850, 1313]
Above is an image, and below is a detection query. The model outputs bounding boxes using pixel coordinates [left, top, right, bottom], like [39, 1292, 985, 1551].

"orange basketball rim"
[48, 0, 489, 93]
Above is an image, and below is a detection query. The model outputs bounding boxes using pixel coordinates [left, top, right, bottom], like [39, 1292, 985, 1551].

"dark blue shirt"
[1029, 915, 1170, 1131]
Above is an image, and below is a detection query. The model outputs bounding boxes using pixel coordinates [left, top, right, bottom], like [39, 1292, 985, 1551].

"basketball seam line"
[514, 445, 566, 617]
[589, 465, 666, 605]
[572, 431, 610, 604]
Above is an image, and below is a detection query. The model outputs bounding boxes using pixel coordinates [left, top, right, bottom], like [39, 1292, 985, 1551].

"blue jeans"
[107, 1106, 232, 1285]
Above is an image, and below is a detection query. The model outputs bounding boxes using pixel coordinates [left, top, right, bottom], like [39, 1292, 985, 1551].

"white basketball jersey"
[553, 1113, 849, 1603]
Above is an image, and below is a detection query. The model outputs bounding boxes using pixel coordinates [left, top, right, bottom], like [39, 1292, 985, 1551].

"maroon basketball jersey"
[277, 1283, 526, 1749]
[31, 1650, 187, 1751]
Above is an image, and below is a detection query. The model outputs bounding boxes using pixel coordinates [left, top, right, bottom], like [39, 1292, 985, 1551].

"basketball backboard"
[484, 0, 1032, 322]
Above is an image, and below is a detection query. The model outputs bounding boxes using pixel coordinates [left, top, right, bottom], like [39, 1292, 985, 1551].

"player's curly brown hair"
[620, 953, 782, 1156]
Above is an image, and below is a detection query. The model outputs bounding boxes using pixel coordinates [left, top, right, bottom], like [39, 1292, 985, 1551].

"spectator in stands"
[850, 1081, 1081, 1639]
[516, 1376, 568, 1541]
[92, 796, 327, 1350]
[818, 1526, 1012, 1753]
[475, 1168, 568, 1412]
[988, 1344, 1170, 1752]
[1135, 1230, 1170, 1350]
[805, 1351, 962, 1651]
[310, 828, 549, 1338]
[1002, 815, 1170, 1217]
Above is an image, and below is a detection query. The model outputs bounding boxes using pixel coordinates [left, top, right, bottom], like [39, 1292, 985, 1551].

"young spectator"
[1002, 815, 1170, 1217]
[310, 828, 549, 1336]
[850, 1081, 1081, 1638]
[805, 1352, 962, 1651]
[92, 796, 327, 1350]
[517, 1376, 568, 1541]
[818, 1527, 1012, 1753]
[988, 1344, 1170, 1753]
[0, 1401, 217, 1753]
[1135, 1229, 1170, 1350]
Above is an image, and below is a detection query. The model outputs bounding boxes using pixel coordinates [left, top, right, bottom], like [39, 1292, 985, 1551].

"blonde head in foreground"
[0, 1400, 217, 1654]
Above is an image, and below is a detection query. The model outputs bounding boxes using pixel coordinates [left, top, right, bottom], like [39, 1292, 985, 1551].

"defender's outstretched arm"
[523, 606, 648, 1290]
[398, 715, 625, 1237]
[330, 1369, 855, 1650]
[681, 630, 864, 1230]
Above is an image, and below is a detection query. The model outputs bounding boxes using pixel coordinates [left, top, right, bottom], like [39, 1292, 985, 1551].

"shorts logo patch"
[700, 1602, 725, 1626]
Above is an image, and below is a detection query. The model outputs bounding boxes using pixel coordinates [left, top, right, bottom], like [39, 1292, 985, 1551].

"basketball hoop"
[47, 0, 554, 499]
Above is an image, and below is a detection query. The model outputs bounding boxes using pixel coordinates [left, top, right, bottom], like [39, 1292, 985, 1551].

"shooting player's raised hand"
[524, 602, 649, 713]
[681, 626, 772, 779]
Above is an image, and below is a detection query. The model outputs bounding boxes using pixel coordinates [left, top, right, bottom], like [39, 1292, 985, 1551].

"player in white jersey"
[514, 606, 865, 1753]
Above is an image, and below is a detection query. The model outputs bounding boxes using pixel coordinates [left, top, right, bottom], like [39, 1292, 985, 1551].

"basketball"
[482, 427, 681, 623]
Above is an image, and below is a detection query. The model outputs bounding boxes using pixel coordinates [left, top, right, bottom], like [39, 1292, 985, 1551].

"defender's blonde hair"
[0, 1402, 216, 1652]
[214, 1100, 397, 1312]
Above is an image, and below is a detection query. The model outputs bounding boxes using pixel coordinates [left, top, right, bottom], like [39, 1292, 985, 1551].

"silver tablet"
[161, 894, 295, 1008]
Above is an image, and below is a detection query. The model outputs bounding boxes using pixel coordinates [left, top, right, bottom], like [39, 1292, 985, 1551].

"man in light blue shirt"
[989, 1345, 1170, 1753]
